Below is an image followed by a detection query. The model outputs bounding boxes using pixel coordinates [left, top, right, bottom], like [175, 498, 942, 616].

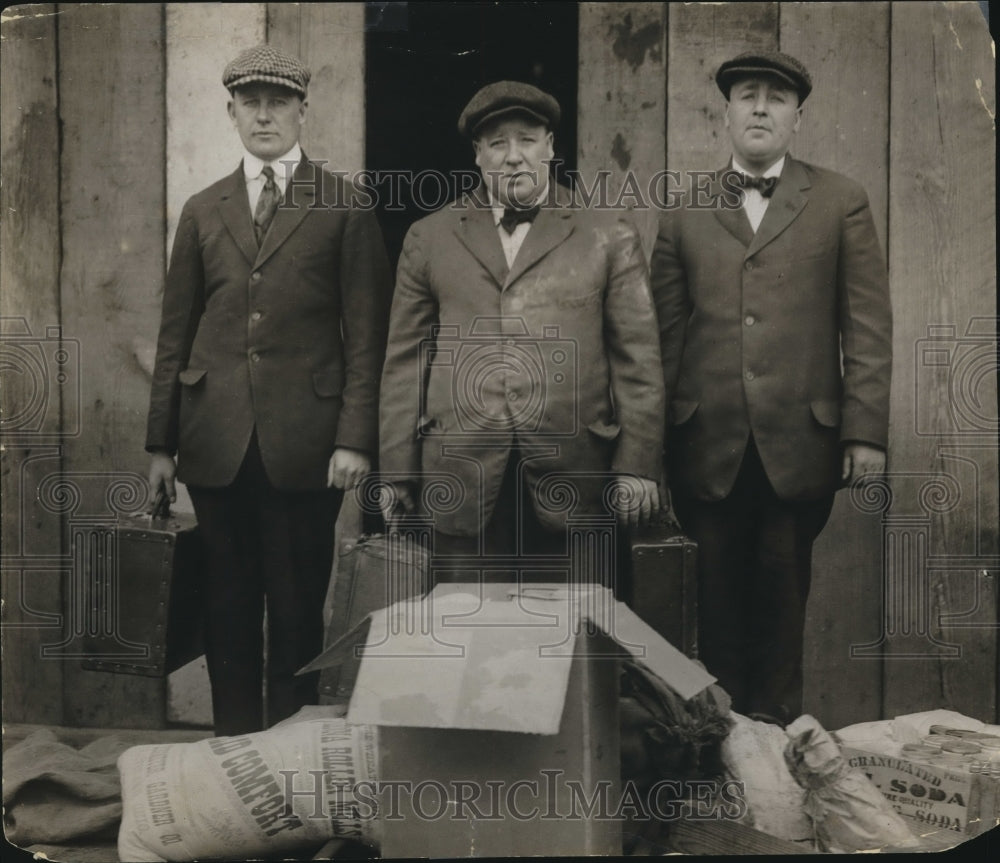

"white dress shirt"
[242, 143, 302, 213]
[490, 182, 549, 269]
[732, 155, 785, 233]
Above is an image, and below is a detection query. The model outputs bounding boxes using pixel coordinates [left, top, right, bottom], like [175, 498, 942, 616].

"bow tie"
[731, 171, 778, 198]
[499, 205, 540, 235]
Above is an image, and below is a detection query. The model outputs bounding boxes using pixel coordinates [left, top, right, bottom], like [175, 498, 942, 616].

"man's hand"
[611, 475, 661, 528]
[842, 443, 886, 485]
[380, 481, 417, 524]
[327, 448, 371, 491]
[148, 451, 177, 504]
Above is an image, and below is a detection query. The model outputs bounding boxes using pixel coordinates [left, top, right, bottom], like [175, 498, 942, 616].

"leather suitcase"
[624, 517, 698, 659]
[80, 508, 204, 677]
[319, 532, 430, 705]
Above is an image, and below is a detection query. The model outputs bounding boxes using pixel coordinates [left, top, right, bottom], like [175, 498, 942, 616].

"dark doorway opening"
[365, 1, 579, 271]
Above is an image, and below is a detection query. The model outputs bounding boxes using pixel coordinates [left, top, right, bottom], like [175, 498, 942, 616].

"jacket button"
[251, 311, 262, 321]
[251, 352, 260, 363]
[251, 272, 262, 281]
[745, 370, 755, 381]
[744, 315, 756, 326]
[744, 261, 753, 271]
[505, 339, 515, 347]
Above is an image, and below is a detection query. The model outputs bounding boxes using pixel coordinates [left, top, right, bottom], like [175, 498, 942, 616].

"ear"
[227, 100, 236, 123]
[724, 103, 731, 130]
[298, 99, 308, 125]
[792, 105, 802, 133]
[472, 139, 484, 169]
[544, 130, 554, 158]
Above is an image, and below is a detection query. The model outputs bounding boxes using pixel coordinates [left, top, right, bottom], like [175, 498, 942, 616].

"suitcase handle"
[149, 489, 172, 521]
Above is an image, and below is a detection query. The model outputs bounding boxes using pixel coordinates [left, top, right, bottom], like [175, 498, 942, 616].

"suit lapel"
[218, 166, 258, 266]
[255, 156, 316, 268]
[711, 165, 755, 248]
[504, 194, 574, 288]
[745, 156, 811, 259]
[455, 196, 509, 288]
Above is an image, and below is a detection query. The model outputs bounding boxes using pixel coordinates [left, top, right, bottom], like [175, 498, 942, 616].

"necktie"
[253, 165, 282, 244]
[731, 171, 778, 198]
[499, 204, 540, 235]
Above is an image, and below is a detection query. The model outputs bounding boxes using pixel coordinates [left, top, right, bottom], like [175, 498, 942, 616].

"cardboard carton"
[300, 582, 715, 857]
[840, 746, 1000, 837]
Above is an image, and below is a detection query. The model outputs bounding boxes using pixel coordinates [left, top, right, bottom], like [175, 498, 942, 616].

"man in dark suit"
[651, 52, 892, 726]
[146, 45, 391, 735]
[379, 82, 664, 575]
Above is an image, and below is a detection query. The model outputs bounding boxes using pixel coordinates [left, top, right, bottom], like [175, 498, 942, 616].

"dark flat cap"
[458, 81, 561, 138]
[716, 50, 812, 102]
[223, 44, 311, 97]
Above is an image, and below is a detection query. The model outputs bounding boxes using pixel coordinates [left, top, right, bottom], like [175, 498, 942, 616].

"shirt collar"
[242, 143, 302, 183]
[731, 154, 786, 180]
[489, 180, 550, 226]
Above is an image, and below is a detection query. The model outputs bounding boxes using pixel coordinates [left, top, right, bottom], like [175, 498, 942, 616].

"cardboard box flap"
[518, 588, 715, 701]
[346, 591, 577, 734]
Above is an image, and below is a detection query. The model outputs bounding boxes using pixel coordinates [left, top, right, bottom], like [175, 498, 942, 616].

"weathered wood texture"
[577, 2, 667, 256]
[782, 2, 891, 730]
[0, 4, 64, 724]
[57, 3, 169, 727]
[267, 2, 365, 174]
[882, 1, 997, 721]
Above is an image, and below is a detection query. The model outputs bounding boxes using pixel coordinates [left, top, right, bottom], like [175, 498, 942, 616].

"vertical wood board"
[577, 2, 667, 258]
[57, 2, 170, 727]
[267, 2, 365, 174]
[0, 3, 64, 724]
[884, 0, 997, 721]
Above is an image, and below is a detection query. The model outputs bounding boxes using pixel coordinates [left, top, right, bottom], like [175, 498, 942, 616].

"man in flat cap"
[146, 44, 391, 735]
[651, 51, 892, 725]
[379, 81, 664, 575]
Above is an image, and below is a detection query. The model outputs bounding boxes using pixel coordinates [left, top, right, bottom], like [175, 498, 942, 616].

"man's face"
[473, 114, 554, 208]
[228, 84, 306, 161]
[725, 76, 802, 172]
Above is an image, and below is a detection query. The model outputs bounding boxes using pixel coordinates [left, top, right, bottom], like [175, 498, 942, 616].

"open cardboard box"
[300, 582, 715, 857]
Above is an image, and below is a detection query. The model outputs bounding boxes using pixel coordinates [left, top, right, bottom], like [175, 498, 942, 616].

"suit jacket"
[651, 156, 892, 502]
[146, 157, 392, 490]
[379, 185, 665, 535]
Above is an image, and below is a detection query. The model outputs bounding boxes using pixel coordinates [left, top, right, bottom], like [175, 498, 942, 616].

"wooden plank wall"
[884, 1, 997, 721]
[1, 3, 995, 728]
[57, 3, 168, 727]
[0, 4, 64, 724]
[580, 1, 997, 728]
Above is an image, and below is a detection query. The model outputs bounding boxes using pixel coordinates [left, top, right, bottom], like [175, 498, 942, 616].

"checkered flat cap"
[223, 44, 310, 96]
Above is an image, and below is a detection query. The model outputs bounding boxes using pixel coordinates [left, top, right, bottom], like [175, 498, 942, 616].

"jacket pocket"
[312, 367, 343, 398]
[810, 399, 841, 428]
[586, 419, 621, 441]
[669, 399, 699, 425]
[178, 368, 206, 386]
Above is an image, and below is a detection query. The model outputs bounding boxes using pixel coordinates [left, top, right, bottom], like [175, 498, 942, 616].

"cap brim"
[469, 106, 549, 137]
[226, 74, 307, 96]
[719, 66, 807, 99]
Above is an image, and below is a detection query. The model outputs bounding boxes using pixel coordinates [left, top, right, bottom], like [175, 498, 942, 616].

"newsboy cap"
[223, 44, 311, 97]
[458, 81, 561, 138]
[716, 50, 812, 103]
